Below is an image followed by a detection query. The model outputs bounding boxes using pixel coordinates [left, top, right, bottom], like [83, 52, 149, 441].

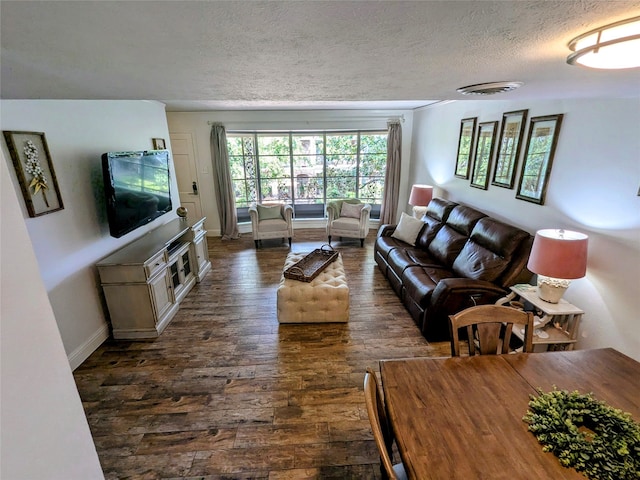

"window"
[228, 131, 387, 221]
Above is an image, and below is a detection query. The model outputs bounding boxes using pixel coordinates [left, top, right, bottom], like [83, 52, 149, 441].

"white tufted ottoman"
[277, 251, 349, 323]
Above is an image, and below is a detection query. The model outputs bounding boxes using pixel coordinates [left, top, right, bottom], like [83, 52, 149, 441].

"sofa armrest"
[430, 278, 507, 311]
[377, 224, 397, 237]
[421, 278, 509, 340]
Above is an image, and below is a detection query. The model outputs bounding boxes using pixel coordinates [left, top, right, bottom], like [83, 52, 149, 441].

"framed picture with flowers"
[3, 131, 64, 217]
[152, 138, 166, 149]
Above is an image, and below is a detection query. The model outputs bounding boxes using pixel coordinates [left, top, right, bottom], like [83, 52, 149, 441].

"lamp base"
[412, 206, 428, 219]
[537, 275, 570, 303]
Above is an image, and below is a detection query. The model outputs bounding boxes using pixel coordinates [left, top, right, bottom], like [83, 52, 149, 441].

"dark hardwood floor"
[74, 229, 451, 479]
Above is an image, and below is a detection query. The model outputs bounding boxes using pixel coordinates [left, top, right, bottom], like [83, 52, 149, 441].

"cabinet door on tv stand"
[103, 282, 158, 339]
[168, 243, 196, 304]
[192, 232, 211, 281]
[149, 270, 174, 323]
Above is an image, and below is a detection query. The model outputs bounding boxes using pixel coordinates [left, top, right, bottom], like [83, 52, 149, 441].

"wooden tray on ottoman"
[283, 245, 338, 282]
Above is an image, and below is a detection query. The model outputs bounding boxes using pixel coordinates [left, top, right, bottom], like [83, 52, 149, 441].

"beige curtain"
[379, 121, 402, 224]
[210, 124, 239, 240]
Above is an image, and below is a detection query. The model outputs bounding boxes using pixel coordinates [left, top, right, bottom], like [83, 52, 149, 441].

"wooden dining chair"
[448, 304, 535, 356]
[364, 367, 408, 480]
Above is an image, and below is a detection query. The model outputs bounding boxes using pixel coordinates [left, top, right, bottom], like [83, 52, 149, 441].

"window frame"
[228, 129, 387, 222]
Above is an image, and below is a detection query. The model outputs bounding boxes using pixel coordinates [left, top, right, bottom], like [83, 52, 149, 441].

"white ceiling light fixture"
[567, 16, 640, 69]
[456, 81, 524, 96]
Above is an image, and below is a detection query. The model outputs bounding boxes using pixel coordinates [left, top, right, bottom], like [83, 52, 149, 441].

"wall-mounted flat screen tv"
[102, 150, 173, 238]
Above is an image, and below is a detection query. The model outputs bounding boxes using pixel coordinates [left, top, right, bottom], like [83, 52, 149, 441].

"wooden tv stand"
[97, 217, 211, 339]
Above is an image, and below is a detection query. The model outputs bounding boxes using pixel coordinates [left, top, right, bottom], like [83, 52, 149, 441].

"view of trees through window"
[227, 131, 387, 221]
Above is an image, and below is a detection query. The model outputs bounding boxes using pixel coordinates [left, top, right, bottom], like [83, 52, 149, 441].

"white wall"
[410, 98, 640, 360]
[1, 153, 104, 478]
[0, 100, 178, 368]
[166, 109, 414, 234]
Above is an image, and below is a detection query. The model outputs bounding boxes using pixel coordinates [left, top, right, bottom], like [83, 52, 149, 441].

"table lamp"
[408, 184, 433, 218]
[527, 229, 588, 303]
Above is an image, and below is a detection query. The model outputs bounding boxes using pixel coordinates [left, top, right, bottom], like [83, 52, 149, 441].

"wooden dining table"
[380, 348, 640, 480]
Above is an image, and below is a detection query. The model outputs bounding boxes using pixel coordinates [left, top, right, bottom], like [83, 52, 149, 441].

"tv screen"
[102, 150, 173, 238]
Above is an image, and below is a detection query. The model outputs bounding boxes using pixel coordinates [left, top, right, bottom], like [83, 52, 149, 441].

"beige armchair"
[249, 203, 294, 249]
[326, 199, 371, 247]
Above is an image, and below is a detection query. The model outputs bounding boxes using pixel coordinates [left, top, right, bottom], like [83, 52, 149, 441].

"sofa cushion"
[415, 215, 444, 250]
[446, 205, 487, 236]
[387, 248, 440, 278]
[391, 212, 425, 246]
[375, 235, 407, 262]
[403, 265, 456, 308]
[414, 198, 457, 249]
[470, 217, 530, 258]
[427, 225, 468, 267]
[451, 243, 505, 282]
[426, 198, 458, 223]
[452, 218, 531, 283]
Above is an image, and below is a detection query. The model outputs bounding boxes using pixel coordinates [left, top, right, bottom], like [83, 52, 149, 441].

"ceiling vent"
[456, 81, 524, 96]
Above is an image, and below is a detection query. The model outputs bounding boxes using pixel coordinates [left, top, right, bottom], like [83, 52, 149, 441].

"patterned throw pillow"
[340, 202, 364, 219]
[391, 212, 424, 246]
[257, 205, 283, 220]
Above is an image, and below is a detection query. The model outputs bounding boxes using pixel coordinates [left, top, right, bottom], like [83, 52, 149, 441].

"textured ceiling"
[1, 1, 639, 111]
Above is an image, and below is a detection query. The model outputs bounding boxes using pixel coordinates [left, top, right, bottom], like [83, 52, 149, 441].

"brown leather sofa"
[374, 198, 533, 340]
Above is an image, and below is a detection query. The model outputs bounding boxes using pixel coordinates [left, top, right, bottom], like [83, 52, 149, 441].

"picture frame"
[3, 131, 64, 217]
[152, 138, 166, 149]
[492, 109, 528, 189]
[516, 114, 564, 205]
[454, 117, 477, 179]
[470, 121, 498, 190]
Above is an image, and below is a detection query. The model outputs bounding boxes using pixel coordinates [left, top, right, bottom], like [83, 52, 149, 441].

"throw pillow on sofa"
[340, 202, 364, 219]
[391, 212, 424, 246]
[257, 204, 283, 220]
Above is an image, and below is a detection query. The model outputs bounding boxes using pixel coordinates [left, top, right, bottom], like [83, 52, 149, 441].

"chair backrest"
[448, 305, 534, 356]
[327, 199, 361, 218]
[364, 367, 398, 479]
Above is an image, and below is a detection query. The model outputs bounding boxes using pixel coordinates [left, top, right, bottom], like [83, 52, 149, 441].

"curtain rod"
[207, 114, 404, 126]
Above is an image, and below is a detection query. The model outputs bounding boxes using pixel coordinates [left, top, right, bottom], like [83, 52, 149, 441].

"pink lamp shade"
[527, 229, 589, 279]
[408, 184, 433, 207]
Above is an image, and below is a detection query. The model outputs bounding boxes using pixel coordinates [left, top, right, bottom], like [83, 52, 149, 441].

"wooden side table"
[497, 284, 584, 351]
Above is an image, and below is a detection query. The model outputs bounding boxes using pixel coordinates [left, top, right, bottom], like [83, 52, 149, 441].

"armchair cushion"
[391, 212, 425, 246]
[340, 202, 364, 219]
[257, 204, 283, 220]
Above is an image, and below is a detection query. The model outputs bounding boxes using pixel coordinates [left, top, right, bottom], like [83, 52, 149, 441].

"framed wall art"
[152, 137, 166, 149]
[3, 131, 64, 217]
[492, 109, 528, 188]
[516, 114, 564, 205]
[454, 117, 477, 179]
[470, 121, 498, 190]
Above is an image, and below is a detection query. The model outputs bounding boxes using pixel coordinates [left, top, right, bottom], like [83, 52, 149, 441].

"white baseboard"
[68, 323, 109, 371]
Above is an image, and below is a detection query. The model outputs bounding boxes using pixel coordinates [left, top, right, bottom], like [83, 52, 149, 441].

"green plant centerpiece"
[524, 388, 640, 480]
